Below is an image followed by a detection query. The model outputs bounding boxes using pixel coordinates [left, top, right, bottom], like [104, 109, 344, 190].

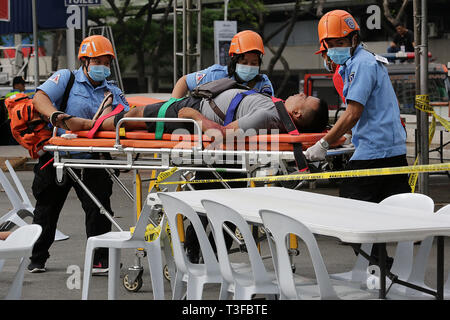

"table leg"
[379, 243, 386, 299]
[437, 236, 444, 300]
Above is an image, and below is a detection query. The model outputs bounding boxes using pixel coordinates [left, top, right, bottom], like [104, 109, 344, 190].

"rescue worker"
[315, 41, 352, 145]
[27, 35, 130, 273]
[171, 30, 274, 262]
[171, 30, 274, 98]
[305, 10, 410, 268]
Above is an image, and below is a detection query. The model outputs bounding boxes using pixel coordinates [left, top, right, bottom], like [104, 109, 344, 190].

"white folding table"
[160, 186, 450, 299]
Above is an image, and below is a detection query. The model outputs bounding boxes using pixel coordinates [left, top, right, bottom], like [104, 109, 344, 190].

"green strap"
[155, 97, 185, 139]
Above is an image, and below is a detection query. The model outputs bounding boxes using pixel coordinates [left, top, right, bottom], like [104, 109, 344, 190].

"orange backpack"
[4, 71, 75, 158]
[5, 93, 52, 158]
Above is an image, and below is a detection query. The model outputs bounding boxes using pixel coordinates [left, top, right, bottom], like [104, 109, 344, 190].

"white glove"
[305, 140, 328, 161]
[343, 133, 352, 145]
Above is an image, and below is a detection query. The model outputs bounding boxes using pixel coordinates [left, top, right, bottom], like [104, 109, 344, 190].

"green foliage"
[201, 8, 224, 50]
[89, 3, 173, 74]
[228, 0, 267, 30]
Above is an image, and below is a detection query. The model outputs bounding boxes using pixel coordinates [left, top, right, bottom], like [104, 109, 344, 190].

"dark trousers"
[339, 154, 411, 262]
[30, 152, 114, 265]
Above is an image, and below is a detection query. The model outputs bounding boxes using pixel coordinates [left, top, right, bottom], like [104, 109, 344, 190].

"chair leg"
[82, 242, 95, 300]
[187, 278, 204, 300]
[162, 236, 176, 294]
[218, 282, 231, 300]
[172, 271, 186, 300]
[146, 242, 165, 300]
[108, 248, 121, 300]
[265, 293, 278, 300]
[407, 237, 433, 287]
[233, 286, 251, 300]
[5, 257, 28, 300]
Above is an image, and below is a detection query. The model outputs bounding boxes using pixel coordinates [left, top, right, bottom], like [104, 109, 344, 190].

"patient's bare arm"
[59, 106, 148, 132]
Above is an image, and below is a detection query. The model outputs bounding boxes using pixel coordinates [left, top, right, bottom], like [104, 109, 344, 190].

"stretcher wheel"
[258, 226, 266, 235]
[123, 274, 143, 292]
[163, 264, 171, 281]
[234, 228, 244, 241]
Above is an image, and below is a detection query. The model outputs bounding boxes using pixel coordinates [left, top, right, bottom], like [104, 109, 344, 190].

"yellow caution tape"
[1, 91, 35, 100]
[410, 95, 450, 192]
[154, 167, 178, 191]
[157, 163, 450, 186]
[415, 95, 450, 131]
[130, 223, 161, 242]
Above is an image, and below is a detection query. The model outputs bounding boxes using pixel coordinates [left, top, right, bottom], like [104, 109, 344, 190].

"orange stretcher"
[49, 130, 346, 151]
[126, 96, 164, 107]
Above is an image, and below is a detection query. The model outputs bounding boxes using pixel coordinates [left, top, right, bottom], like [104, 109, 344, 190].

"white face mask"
[235, 63, 259, 82]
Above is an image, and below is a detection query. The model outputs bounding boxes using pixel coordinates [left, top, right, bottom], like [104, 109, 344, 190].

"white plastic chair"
[81, 198, 165, 300]
[397, 204, 450, 299]
[0, 224, 42, 299]
[259, 209, 376, 300]
[331, 193, 434, 290]
[158, 193, 231, 300]
[379, 193, 434, 297]
[201, 199, 280, 300]
[0, 160, 68, 241]
[440, 205, 450, 298]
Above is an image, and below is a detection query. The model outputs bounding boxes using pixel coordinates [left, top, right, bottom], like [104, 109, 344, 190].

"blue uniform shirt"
[339, 45, 406, 160]
[38, 67, 130, 158]
[185, 64, 274, 96]
[38, 67, 129, 121]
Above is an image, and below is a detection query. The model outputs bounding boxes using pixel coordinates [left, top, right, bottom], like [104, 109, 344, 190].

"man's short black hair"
[298, 98, 329, 133]
[12, 76, 25, 86]
[394, 22, 406, 28]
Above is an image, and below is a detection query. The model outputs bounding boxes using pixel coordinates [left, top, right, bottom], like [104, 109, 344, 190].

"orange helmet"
[317, 10, 360, 43]
[229, 30, 264, 56]
[78, 35, 115, 60]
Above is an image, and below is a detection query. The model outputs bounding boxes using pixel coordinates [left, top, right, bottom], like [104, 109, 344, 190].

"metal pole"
[419, 0, 429, 195]
[66, 28, 76, 71]
[187, 0, 192, 74]
[173, 2, 177, 86]
[82, 7, 87, 39]
[182, 0, 187, 76]
[224, 0, 229, 21]
[413, 0, 421, 189]
[197, 0, 202, 71]
[31, 0, 39, 88]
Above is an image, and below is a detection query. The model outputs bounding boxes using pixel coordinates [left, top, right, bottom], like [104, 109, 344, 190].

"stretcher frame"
[44, 117, 355, 292]
[46, 117, 355, 183]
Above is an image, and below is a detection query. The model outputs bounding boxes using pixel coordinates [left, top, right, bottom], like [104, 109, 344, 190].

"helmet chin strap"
[82, 58, 91, 74]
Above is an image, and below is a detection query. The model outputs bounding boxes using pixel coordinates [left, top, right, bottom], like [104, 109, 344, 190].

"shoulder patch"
[195, 72, 206, 84]
[49, 73, 60, 85]
[348, 71, 355, 84]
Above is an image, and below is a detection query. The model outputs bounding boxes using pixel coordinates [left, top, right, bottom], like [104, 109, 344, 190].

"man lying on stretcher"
[52, 89, 329, 136]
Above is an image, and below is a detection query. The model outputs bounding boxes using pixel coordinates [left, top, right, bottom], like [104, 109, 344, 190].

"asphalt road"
[0, 169, 449, 301]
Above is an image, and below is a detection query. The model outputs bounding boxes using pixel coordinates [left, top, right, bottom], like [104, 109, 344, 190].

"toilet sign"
[214, 21, 237, 66]
[65, 0, 101, 6]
